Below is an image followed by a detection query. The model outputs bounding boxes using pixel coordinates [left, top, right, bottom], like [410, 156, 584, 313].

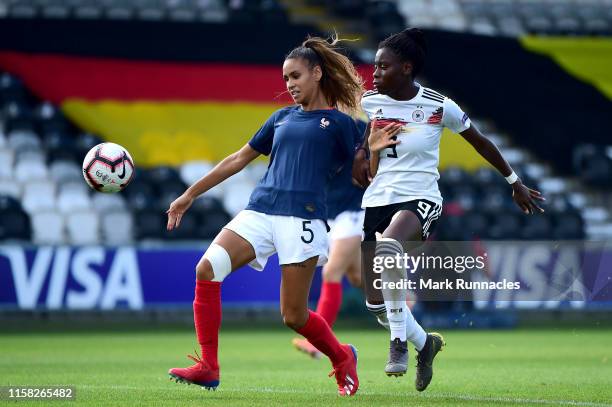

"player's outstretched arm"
[166, 144, 260, 230]
[459, 126, 545, 215]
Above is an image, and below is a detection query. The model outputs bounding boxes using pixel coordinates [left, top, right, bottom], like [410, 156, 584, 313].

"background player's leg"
[317, 236, 362, 327]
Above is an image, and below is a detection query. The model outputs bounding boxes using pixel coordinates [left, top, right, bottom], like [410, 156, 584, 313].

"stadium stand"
[0, 0, 610, 243]
[308, 0, 612, 38]
[0, 68, 597, 243]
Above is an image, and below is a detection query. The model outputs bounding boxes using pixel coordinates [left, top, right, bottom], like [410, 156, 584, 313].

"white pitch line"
[79, 385, 612, 406]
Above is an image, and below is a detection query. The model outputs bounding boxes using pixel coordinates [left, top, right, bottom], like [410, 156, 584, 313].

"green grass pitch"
[1, 327, 611, 406]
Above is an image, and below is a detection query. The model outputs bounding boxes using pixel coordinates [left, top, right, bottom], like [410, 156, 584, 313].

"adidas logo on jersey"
[374, 108, 383, 118]
[320, 118, 330, 129]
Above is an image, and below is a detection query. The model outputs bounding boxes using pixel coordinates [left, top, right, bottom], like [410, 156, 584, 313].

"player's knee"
[346, 271, 361, 288]
[281, 308, 308, 330]
[196, 243, 232, 282]
[195, 259, 214, 281]
[322, 263, 343, 282]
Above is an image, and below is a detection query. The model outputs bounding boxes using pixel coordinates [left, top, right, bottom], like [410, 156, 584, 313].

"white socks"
[374, 238, 427, 350]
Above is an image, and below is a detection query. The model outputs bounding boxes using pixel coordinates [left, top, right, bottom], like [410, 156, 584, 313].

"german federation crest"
[412, 109, 425, 122]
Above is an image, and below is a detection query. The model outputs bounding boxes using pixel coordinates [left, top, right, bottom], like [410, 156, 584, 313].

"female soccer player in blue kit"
[166, 36, 364, 396]
[292, 120, 366, 359]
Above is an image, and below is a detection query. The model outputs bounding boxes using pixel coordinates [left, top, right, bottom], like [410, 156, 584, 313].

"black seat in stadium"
[166, 211, 198, 240]
[573, 144, 612, 188]
[551, 211, 585, 240]
[34, 102, 70, 136]
[74, 133, 104, 159]
[436, 214, 464, 240]
[134, 208, 166, 239]
[0, 196, 31, 240]
[148, 165, 182, 184]
[124, 181, 156, 210]
[328, 0, 366, 18]
[0, 73, 29, 105]
[4, 102, 36, 133]
[197, 208, 232, 240]
[44, 131, 80, 163]
[366, 0, 405, 41]
[462, 211, 489, 239]
[520, 214, 552, 240]
[191, 196, 226, 213]
[488, 212, 521, 240]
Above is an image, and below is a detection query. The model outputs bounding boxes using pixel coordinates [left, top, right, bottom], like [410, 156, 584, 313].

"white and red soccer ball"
[82, 142, 134, 193]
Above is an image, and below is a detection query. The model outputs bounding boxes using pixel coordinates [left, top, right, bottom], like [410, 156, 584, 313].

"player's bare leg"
[169, 229, 256, 390]
[293, 237, 361, 360]
[281, 257, 359, 396]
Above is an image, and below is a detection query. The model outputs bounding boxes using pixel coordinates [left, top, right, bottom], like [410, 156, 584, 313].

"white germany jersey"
[361, 86, 471, 207]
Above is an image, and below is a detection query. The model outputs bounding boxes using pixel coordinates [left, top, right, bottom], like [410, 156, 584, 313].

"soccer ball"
[82, 142, 135, 193]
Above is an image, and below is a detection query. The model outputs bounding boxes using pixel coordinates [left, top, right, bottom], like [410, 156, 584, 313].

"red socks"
[296, 310, 347, 365]
[193, 280, 346, 368]
[316, 281, 343, 327]
[193, 280, 221, 369]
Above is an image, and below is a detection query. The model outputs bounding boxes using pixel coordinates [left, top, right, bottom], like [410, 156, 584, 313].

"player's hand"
[166, 193, 194, 230]
[368, 120, 402, 153]
[352, 147, 371, 187]
[511, 180, 545, 214]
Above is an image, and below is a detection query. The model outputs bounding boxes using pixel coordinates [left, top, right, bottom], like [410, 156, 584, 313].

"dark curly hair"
[378, 28, 427, 77]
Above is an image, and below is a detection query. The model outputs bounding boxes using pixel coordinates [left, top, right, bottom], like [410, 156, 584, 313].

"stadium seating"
[315, 0, 612, 38]
[0, 49, 602, 243]
[2, 0, 286, 24]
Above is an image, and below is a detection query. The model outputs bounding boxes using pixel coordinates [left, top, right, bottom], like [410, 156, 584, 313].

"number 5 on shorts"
[301, 220, 314, 243]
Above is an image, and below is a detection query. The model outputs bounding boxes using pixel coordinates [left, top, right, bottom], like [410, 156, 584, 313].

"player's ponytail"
[379, 28, 427, 78]
[286, 35, 364, 115]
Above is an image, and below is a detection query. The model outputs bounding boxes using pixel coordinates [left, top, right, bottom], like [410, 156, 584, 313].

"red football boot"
[292, 337, 323, 360]
[328, 344, 359, 396]
[168, 352, 219, 390]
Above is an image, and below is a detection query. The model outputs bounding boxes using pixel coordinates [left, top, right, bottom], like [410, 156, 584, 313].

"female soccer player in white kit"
[166, 36, 365, 396]
[353, 28, 545, 392]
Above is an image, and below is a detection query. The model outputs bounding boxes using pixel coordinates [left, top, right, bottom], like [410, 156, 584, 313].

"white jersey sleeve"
[442, 98, 471, 134]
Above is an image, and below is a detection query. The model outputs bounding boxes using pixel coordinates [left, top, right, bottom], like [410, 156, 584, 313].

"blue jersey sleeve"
[336, 116, 361, 162]
[248, 110, 278, 156]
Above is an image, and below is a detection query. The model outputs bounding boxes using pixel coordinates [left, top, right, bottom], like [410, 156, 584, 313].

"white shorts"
[224, 210, 329, 271]
[327, 210, 365, 241]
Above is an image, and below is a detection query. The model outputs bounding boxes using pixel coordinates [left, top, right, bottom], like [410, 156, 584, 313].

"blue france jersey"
[247, 106, 359, 220]
[326, 119, 366, 219]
